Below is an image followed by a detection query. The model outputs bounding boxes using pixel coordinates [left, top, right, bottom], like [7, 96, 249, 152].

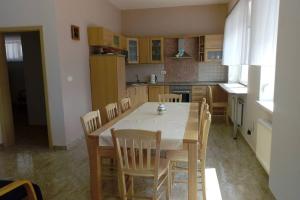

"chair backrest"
[120, 97, 132, 113]
[207, 86, 213, 113]
[80, 110, 102, 135]
[198, 98, 208, 142]
[158, 94, 182, 103]
[105, 103, 119, 122]
[200, 111, 212, 168]
[111, 129, 161, 178]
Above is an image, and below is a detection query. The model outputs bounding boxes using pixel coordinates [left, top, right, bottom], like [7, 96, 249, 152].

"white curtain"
[4, 35, 23, 62]
[223, 0, 250, 66]
[249, 0, 280, 67]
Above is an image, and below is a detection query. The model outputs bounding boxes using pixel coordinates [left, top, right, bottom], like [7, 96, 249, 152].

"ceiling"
[109, 0, 229, 10]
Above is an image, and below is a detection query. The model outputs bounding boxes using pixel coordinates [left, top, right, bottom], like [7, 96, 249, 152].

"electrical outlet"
[161, 70, 166, 75]
[247, 129, 252, 135]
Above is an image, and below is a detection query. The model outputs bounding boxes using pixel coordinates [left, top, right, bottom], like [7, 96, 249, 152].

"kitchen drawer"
[192, 86, 207, 92]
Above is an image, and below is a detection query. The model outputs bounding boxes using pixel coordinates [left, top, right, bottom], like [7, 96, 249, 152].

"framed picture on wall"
[71, 25, 80, 40]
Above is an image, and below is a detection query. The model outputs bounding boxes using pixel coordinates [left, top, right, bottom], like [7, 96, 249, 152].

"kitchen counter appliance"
[170, 85, 192, 102]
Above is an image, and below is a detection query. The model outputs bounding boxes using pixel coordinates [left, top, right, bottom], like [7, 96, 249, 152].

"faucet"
[136, 74, 140, 83]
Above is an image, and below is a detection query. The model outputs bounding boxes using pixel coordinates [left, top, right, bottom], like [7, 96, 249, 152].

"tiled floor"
[0, 120, 275, 200]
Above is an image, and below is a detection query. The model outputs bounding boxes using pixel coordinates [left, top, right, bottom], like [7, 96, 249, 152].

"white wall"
[269, 0, 300, 199]
[0, 0, 66, 146]
[0, 0, 121, 147]
[243, 66, 272, 151]
[53, 0, 121, 146]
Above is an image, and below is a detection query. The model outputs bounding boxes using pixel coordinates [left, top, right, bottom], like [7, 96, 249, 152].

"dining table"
[86, 102, 199, 200]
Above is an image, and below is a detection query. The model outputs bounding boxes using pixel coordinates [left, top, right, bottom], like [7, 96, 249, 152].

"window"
[239, 65, 249, 85]
[4, 35, 23, 62]
[249, 0, 279, 101]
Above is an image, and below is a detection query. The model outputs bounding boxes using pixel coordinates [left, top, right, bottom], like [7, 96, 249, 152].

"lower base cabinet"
[148, 85, 169, 102]
[127, 86, 148, 107]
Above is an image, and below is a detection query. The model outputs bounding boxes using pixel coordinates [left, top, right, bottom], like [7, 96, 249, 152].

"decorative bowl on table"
[157, 104, 167, 115]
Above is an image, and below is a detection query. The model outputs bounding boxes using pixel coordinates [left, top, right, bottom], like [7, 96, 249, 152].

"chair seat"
[212, 102, 228, 108]
[123, 158, 169, 178]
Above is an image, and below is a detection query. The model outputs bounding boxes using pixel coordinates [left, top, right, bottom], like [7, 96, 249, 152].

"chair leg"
[166, 169, 170, 200]
[120, 172, 127, 200]
[130, 176, 134, 199]
[201, 169, 206, 200]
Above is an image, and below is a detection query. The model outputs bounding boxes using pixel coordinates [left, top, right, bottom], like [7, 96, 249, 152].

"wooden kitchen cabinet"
[148, 85, 169, 102]
[90, 55, 126, 123]
[150, 37, 164, 63]
[127, 86, 148, 107]
[192, 85, 227, 103]
[139, 37, 150, 64]
[127, 38, 139, 64]
[192, 86, 207, 102]
[120, 35, 127, 50]
[88, 27, 113, 46]
[205, 34, 224, 49]
[204, 34, 223, 62]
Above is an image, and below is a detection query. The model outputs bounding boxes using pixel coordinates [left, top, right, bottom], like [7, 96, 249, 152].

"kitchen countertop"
[127, 81, 225, 87]
[219, 83, 248, 94]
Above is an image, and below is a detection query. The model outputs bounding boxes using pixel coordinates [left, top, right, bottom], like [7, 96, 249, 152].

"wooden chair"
[111, 129, 170, 200]
[207, 86, 228, 123]
[105, 103, 120, 122]
[120, 97, 132, 113]
[80, 110, 115, 171]
[158, 94, 182, 103]
[0, 180, 42, 200]
[166, 111, 212, 200]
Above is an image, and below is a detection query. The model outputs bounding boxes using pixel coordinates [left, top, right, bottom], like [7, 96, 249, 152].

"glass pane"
[207, 51, 222, 60]
[129, 40, 137, 61]
[152, 40, 161, 61]
[113, 35, 119, 47]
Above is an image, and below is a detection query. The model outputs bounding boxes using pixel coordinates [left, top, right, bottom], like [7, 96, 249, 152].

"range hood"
[170, 38, 192, 59]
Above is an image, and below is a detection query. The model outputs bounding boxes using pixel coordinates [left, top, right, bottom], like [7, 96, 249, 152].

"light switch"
[67, 76, 73, 82]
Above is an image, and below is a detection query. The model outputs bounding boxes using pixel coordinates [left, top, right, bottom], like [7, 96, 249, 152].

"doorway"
[0, 27, 52, 148]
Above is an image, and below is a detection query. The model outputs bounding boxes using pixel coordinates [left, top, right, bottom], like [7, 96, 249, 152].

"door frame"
[0, 26, 53, 148]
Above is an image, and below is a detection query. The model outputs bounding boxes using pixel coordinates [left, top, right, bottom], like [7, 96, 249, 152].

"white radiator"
[230, 96, 244, 126]
[256, 119, 272, 174]
[237, 98, 244, 127]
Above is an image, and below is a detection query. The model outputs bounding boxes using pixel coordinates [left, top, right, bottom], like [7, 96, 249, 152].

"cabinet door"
[117, 56, 126, 100]
[205, 49, 223, 62]
[87, 27, 113, 46]
[205, 34, 224, 49]
[127, 86, 137, 107]
[192, 86, 207, 102]
[139, 37, 150, 64]
[113, 34, 120, 48]
[148, 86, 165, 102]
[150, 37, 164, 63]
[120, 35, 127, 50]
[127, 38, 139, 64]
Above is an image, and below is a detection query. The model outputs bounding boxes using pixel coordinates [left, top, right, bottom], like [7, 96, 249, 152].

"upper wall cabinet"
[87, 27, 126, 50]
[88, 27, 113, 46]
[204, 34, 223, 62]
[139, 37, 150, 64]
[127, 38, 139, 64]
[150, 37, 164, 63]
[205, 34, 224, 49]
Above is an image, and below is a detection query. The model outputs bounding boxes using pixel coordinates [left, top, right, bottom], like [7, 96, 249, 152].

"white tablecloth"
[99, 102, 191, 150]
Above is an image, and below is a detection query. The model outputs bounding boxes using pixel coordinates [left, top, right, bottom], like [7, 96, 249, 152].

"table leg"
[188, 142, 198, 200]
[87, 136, 101, 200]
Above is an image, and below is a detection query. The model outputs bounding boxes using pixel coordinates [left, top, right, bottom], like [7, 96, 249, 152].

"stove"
[169, 85, 192, 102]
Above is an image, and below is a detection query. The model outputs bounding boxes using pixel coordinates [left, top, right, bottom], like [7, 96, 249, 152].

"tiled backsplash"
[126, 64, 165, 82]
[198, 63, 228, 82]
[125, 37, 228, 83]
